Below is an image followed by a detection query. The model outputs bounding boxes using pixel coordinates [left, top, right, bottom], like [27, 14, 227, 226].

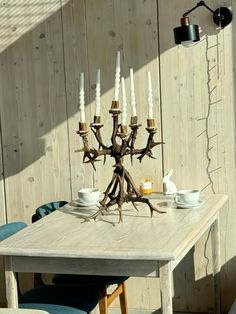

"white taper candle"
[95, 68, 101, 116]
[147, 71, 153, 119]
[79, 72, 85, 122]
[130, 68, 137, 117]
[114, 51, 120, 101]
[121, 77, 127, 126]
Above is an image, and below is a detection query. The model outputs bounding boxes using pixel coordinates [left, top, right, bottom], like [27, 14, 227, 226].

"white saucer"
[174, 200, 204, 209]
[74, 199, 100, 207]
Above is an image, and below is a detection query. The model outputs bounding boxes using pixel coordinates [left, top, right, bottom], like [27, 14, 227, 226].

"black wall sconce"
[174, 0, 233, 45]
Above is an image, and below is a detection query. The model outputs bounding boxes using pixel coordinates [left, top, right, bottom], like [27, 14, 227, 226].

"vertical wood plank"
[0, 0, 63, 54]
[85, 0, 163, 193]
[61, 0, 93, 198]
[159, 0, 236, 312]
[0, 0, 234, 312]
[0, 0, 71, 224]
[0, 131, 6, 224]
[211, 214, 221, 314]
[85, 0, 163, 310]
[216, 2, 236, 312]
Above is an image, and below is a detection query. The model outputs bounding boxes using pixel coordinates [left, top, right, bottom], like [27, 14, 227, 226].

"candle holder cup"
[130, 116, 138, 125]
[120, 125, 128, 136]
[77, 101, 164, 223]
[147, 118, 155, 128]
[79, 122, 87, 131]
[93, 115, 101, 124]
[110, 100, 120, 111]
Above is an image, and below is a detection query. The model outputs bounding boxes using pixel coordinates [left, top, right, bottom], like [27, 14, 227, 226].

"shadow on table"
[61, 199, 174, 225]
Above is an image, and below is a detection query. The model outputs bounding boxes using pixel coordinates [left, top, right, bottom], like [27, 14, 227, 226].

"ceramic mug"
[78, 188, 100, 204]
[175, 189, 199, 205]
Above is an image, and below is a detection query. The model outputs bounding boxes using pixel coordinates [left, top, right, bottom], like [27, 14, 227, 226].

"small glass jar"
[140, 180, 152, 195]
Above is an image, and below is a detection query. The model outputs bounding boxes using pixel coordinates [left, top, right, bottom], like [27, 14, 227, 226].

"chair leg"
[33, 273, 44, 287]
[99, 282, 128, 314]
[99, 287, 108, 314]
[119, 282, 128, 314]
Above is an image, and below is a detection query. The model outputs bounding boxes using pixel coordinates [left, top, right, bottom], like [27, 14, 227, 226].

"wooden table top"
[0, 194, 228, 262]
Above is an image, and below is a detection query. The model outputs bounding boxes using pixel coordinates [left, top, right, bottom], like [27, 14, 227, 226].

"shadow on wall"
[148, 250, 236, 314]
[0, 1, 69, 178]
[0, 0, 228, 179]
[0, 1, 234, 312]
[0, 0, 161, 179]
[220, 255, 236, 314]
[173, 250, 236, 314]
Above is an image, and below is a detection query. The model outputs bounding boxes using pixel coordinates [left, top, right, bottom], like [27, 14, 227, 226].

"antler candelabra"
[77, 100, 164, 222]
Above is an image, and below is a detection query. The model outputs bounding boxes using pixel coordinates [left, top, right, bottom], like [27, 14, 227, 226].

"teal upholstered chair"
[0, 222, 100, 314]
[52, 274, 128, 314]
[31, 201, 68, 223]
[20, 304, 86, 314]
[33, 201, 129, 314]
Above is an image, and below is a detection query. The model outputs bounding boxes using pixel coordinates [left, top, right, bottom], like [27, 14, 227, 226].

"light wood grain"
[0, 195, 226, 260]
[0, 194, 226, 313]
[4, 256, 18, 308]
[0, 127, 7, 305]
[0, 0, 63, 53]
[211, 214, 221, 314]
[85, 0, 163, 193]
[64, 2, 162, 307]
[0, 0, 234, 312]
[0, 129, 6, 225]
[158, 0, 236, 311]
[9, 257, 159, 278]
[61, 0, 93, 197]
[159, 261, 172, 314]
[0, 0, 71, 224]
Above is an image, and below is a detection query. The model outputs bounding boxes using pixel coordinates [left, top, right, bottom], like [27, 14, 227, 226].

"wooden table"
[0, 194, 228, 314]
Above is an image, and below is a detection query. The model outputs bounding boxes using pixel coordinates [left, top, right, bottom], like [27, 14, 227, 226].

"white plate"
[74, 200, 100, 207]
[174, 200, 204, 209]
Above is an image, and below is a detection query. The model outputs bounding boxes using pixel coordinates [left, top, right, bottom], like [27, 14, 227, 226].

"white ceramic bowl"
[78, 188, 100, 204]
[176, 189, 199, 204]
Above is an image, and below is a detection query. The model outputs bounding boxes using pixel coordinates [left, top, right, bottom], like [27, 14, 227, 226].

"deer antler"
[76, 102, 164, 223]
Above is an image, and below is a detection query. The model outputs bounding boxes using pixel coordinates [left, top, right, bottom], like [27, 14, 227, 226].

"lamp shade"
[174, 24, 200, 44]
[173, 2, 233, 45]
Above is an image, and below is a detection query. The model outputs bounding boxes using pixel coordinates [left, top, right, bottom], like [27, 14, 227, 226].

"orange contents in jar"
[140, 180, 152, 195]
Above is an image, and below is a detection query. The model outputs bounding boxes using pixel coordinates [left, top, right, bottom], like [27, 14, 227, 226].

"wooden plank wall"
[0, 0, 235, 312]
[159, 1, 236, 312]
[0, 0, 71, 223]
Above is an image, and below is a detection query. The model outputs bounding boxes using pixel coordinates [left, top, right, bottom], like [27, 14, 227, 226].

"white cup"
[78, 188, 100, 204]
[175, 189, 199, 205]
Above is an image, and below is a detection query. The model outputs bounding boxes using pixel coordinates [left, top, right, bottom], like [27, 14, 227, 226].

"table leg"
[160, 261, 173, 314]
[4, 256, 18, 308]
[211, 214, 221, 314]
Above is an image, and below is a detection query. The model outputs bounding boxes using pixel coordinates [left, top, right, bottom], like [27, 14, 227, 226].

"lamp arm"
[183, 0, 214, 17]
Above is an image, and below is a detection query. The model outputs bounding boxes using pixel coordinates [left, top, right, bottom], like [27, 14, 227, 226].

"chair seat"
[0, 222, 27, 241]
[31, 200, 129, 314]
[52, 274, 129, 287]
[20, 304, 85, 314]
[32, 201, 68, 222]
[19, 285, 100, 313]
